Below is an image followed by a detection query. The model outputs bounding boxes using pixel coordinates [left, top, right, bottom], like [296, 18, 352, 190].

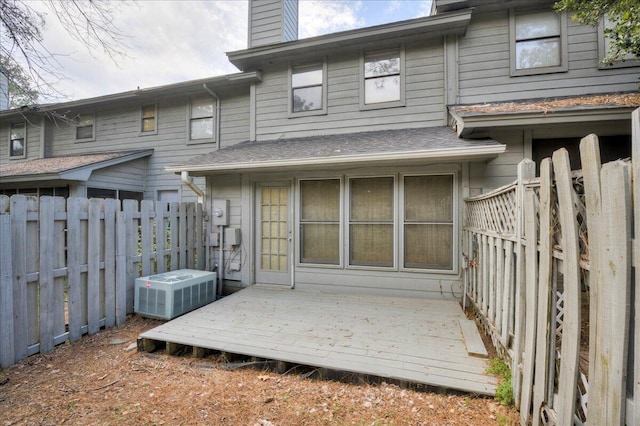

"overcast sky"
[33, 0, 432, 102]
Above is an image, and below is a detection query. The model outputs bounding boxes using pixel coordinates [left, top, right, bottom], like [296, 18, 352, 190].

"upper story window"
[598, 15, 639, 68]
[75, 114, 95, 141]
[141, 104, 157, 133]
[9, 122, 26, 158]
[290, 61, 326, 115]
[511, 10, 567, 76]
[361, 47, 405, 109]
[189, 98, 214, 142]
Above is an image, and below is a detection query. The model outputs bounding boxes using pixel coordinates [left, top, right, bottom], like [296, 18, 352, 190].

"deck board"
[138, 285, 497, 395]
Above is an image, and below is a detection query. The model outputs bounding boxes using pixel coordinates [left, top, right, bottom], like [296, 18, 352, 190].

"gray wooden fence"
[0, 197, 206, 368]
[463, 108, 640, 425]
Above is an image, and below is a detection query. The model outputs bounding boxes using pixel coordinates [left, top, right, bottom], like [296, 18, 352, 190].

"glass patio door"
[255, 183, 292, 286]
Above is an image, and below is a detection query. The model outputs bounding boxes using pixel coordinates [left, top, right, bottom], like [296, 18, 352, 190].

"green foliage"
[554, 0, 640, 63]
[486, 357, 513, 406]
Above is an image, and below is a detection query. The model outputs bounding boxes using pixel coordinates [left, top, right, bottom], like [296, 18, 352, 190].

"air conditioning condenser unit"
[134, 269, 217, 320]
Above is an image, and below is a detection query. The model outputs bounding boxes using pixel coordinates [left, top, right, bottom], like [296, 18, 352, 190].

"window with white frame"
[362, 49, 403, 106]
[511, 10, 567, 75]
[291, 61, 325, 114]
[189, 98, 214, 141]
[141, 104, 157, 133]
[9, 122, 26, 158]
[75, 115, 95, 140]
[403, 175, 454, 270]
[299, 179, 340, 264]
[298, 173, 455, 272]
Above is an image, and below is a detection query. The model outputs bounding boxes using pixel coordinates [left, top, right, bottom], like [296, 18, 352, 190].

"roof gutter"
[167, 144, 506, 175]
[181, 171, 205, 203]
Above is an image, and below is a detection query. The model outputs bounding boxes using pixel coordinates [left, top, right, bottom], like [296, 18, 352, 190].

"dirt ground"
[0, 315, 518, 426]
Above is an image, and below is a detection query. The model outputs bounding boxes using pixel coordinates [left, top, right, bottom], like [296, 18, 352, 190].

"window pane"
[516, 38, 560, 69]
[364, 54, 400, 78]
[10, 138, 25, 156]
[350, 224, 393, 267]
[10, 123, 25, 140]
[190, 117, 213, 140]
[404, 224, 453, 269]
[300, 179, 339, 221]
[293, 86, 322, 112]
[364, 76, 400, 104]
[191, 99, 213, 119]
[292, 63, 322, 87]
[143, 117, 155, 132]
[350, 177, 393, 221]
[515, 11, 560, 40]
[142, 105, 155, 118]
[76, 125, 93, 140]
[301, 224, 339, 264]
[405, 175, 453, 221]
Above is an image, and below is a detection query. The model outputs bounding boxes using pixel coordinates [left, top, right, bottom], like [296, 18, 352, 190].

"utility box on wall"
[224, 227, 241, 246]
[212, 199, 229, 226]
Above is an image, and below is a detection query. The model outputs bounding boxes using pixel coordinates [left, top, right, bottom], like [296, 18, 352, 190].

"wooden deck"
[138, 285, 497, 395]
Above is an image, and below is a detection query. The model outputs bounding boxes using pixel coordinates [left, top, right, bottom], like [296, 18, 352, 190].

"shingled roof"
[0, 150, 153, 183]
[167, 127, 505, 175]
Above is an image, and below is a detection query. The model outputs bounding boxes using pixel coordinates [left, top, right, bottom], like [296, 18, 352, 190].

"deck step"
[459, 319, 488, 358]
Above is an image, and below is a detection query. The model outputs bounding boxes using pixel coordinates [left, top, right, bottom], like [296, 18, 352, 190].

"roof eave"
[451, 107, 637, 137]
[227, 9, 473, 70]
[167, 144, 506, 176]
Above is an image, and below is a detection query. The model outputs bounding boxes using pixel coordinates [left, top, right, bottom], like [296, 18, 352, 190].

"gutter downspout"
[202, 83, 221, 150]
[181, 171, 204, 204]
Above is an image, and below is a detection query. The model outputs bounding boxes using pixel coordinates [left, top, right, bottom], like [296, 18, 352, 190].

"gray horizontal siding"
[0, 119, 42, 162]
[458, 11, 640, 104]
[249, 0, 286, 47]
[255, 39, 445, 140]
[88, 158, 147, 192]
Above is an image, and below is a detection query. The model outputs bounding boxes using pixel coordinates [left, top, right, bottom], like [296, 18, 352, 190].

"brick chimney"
[248, 0, 298, 48]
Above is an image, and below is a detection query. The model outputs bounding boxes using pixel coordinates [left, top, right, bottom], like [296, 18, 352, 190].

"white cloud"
[34, 1, 248, 101]
[298, 0, 364, 38]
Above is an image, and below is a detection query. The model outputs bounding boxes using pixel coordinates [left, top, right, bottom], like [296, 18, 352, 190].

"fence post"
[632, 107, 640, 426]
[38, 197, 55, 353]
[87, 198, 103, 335]
[532, 158, 554, 425]
[553, 148, 582, 426]
[513, 158, 535, 407]
[0, 213, 14, 368]
[115, 208, 128, 326]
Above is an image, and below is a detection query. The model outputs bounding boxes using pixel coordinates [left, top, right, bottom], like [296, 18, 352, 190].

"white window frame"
[140, 103, 158, 135]
[75, 114, 96, 142]
[399, 172, 457, 274]
[9, 122, 26, 159]
[289, 59, 327, 117]
[360, 46, 405, 110]
[510, 9, 568, 76]
[187, 97, 216, 144]
[597, 15, 640, 69]
[296, 177, 343, 268]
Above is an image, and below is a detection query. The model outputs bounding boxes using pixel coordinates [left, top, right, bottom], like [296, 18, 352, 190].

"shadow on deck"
[137, 285, 497, 395]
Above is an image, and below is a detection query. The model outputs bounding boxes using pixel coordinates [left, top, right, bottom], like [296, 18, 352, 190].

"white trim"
[167, 145, 506, 174]
[8, 121, 27, 159]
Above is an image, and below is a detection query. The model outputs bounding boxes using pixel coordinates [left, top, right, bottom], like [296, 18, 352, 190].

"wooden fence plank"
[103, 199, 117, 329]
[579, 134, 603, 423]
[38, 197, 55, 353]
[123, 200, 138, 313]
[179, 203, 187, 269]
[140, 200, 153, 277]
[0, 214, 15, 368]
[552, 148, 582, 426]
[513, 159, 535, 407]
[156, 202, 168, 274]
[196, 202, 204, 269]
[519, 189, 538, 425]
[481, 234, 488, 315]
[115, 210, 128, 326]
[488, 235, 496, 324]
[591, 161, 632, 425]
[87, 199, 103, 335]
[632, 107, 640, 426]
[495, 237, 504, 336]
[52, 197, 66, 340]
[170, 203, 179, 271]
[66, 198, 85, 341]
[187, 203, 195, 269]
[501, 240, 513, 347]
[532, 159, 553, 426]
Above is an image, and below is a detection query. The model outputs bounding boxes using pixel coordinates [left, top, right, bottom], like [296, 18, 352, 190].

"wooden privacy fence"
[0, 196, 206, 369]
[463, 108, 640, 425]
